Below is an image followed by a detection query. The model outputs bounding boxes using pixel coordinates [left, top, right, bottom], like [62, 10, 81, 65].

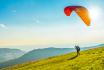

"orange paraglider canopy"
[64, 6, 91, 26]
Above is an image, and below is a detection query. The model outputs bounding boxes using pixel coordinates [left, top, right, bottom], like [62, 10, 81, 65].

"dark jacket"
[75, 45, 80, 52]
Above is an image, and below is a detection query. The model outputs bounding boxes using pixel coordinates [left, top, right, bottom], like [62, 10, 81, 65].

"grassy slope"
[2, 46, 104, 70]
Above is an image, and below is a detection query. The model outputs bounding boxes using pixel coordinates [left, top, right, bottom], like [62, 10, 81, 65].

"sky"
[0, 0, 104, 51]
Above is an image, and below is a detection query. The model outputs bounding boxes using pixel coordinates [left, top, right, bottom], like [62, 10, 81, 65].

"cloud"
[11, 10, 17, 15]
[35, 20, 40, 23]
[33, 17, 40, 23]
[0, 24, 8, 29]
[12, 10, 16, 13]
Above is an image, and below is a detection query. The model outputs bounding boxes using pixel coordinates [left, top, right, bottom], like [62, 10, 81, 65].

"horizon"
[0, 43, 102, 52]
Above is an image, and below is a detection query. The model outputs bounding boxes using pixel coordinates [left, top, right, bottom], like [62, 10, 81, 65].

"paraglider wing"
[64, 6, 91, 26]
[75, 6, 91, 26]
[64, 6, 76, 16]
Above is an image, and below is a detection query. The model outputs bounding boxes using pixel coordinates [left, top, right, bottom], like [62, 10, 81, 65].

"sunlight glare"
[89, 7, 101, 21]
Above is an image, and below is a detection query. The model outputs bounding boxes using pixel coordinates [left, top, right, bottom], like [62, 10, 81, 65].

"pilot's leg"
[77, 50, 78, 56]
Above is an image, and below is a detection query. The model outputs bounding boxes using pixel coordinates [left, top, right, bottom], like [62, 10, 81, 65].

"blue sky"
[0, 0, 104, 51]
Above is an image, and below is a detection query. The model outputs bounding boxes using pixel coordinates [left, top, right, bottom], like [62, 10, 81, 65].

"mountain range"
[0, 44, 104, 69]
[3, 45, 104, 70]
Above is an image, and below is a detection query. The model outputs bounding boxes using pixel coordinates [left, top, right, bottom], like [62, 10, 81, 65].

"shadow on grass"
[68, 54, 78, 60]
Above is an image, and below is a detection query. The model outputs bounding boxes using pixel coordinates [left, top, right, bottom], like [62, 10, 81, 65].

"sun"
[89, 7, 101, 21]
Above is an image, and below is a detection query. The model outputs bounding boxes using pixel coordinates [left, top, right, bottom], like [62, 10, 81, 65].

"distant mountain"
[94, 44, 104, 47]
[0, 48, 25, 63]
[81, 44, 104, 50]
[0, 47, 74, 68]
[18, 47, 75, 61]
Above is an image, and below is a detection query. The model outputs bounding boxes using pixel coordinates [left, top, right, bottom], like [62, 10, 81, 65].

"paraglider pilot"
[75, 45, 80, 56]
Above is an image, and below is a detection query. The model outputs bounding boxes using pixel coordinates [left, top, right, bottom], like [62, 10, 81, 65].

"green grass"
[2, 46, 104, 70]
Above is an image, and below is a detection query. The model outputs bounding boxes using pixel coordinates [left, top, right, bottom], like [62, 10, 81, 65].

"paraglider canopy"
[64, 6, 91, 26]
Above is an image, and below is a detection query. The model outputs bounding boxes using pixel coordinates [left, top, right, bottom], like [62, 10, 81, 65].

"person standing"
[75, 45, 80, 56]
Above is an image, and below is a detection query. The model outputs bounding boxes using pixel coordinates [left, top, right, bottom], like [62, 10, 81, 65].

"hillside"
[0, 48, 25, 63]
[2, 46, 104, 70]
[0, 47, 75, 68]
